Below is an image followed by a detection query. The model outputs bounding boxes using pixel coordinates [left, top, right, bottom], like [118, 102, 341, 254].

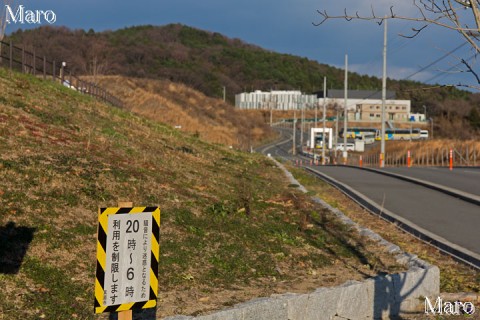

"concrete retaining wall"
[164, 159, 440, 320]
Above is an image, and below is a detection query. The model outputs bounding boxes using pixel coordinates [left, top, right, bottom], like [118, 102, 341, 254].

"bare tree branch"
[313, 0, 480, 87]
[314, 1, 480, 51]
[462, 57, 480, 82]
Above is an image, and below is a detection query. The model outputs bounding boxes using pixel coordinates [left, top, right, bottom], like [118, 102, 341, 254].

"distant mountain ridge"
[6, 24, 470, 108]
[7, 24, 480, 137]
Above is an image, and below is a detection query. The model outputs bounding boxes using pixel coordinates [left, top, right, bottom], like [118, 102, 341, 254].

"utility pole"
[343, 54, 348, 165]
[300, 97, 304, 153]
[223, 86, 226, 102]
[270, 95, 275, 127]
[334, 106, 339, 159]
[293, 110, 297, 155]
[322, 76, 327, 165]
[380, 18, 388, 168]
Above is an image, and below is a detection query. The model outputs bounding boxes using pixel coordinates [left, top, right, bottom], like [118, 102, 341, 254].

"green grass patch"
[16, 256, 92, 320]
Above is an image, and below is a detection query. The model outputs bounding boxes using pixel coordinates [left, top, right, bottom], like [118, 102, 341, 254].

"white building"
[235, 90, 318, 110]
[408, 113, 427, 122]
[235, 89, 417, 123]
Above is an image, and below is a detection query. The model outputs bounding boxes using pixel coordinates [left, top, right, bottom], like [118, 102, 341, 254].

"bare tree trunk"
[0, 1, 13, 41]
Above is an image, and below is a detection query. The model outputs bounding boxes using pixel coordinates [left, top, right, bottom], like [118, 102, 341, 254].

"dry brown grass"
[84, 76, 275, 150]
[364, 139, 480, 166]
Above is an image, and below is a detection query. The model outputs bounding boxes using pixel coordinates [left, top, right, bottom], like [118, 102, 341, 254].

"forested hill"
[6, 24, 470, 110]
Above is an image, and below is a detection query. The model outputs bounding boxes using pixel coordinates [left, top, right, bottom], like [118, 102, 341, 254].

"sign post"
[94, 204, 160, 317]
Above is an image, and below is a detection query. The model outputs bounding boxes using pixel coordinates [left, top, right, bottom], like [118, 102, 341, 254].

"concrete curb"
[163, 158, 440, 320]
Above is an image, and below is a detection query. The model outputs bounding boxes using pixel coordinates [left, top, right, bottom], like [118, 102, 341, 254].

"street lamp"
[61, 61, 66, 84]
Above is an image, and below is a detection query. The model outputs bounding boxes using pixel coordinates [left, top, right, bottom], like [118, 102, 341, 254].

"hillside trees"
[5, 24, 480, 136]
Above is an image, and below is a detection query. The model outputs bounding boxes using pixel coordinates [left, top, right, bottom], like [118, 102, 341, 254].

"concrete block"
[386, 244, 401, 254]
[394, 253, 418, 266]
[277, 293, 310, 320]
[235, 296, 288, 320]
[410, 258, 430, 269]
[337, 281, 374, 319]
[195, 307, 244, 320]
[358, 227, 382, 241]
[335, 280, 374, 319]
[368, 275, 397, 319]
[306, 287, 342, 320]
[392, 266, 440, 313]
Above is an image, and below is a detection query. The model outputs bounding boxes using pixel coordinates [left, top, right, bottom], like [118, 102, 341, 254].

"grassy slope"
[0, 69, 406, 319]
[88, 75, 275, 150]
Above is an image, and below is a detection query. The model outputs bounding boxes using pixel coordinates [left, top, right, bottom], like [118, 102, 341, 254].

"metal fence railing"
[0, 40, 123, 108]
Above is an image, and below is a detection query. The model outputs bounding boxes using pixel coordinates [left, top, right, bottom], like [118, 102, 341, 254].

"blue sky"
[4, 0, 476, 90]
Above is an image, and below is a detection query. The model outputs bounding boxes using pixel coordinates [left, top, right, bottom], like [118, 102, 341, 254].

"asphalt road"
[258, 128, 480, 262]
[383, 167, 480, 197]
[309, 165, 480, 257]
[257, 127, 297, 160]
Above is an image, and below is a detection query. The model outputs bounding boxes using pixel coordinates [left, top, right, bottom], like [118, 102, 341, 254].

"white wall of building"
[326, 98, 411, 114]
[235, 91, 414, 123]
[408, 113, 427, 122]
[235, 90, 318, 110]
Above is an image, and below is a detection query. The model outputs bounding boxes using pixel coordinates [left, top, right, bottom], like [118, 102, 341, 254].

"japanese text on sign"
[103, 212, 152, 306]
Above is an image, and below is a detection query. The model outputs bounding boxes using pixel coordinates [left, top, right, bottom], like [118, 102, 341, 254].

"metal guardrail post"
[1, 40, 124, 109]
[9, 41, 12, 70]
[52, 60, 56, 81]
[22, 45, 25, 73]
[33, 49, 36, 75]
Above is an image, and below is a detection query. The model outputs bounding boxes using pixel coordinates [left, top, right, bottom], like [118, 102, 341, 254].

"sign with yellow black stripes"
[94, 206, 160, 314]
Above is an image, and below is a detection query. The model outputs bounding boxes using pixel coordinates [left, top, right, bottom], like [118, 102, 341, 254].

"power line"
[403, 42, 468, 81]
[423, 53, 476, 83]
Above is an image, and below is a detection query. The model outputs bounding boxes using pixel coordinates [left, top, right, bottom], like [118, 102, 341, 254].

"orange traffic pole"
[449, 149, 453, 171]
[407, 150, 411, 168]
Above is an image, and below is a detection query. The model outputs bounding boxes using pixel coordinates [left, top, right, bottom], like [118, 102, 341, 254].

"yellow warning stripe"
[95, 206, 160, 314]
[96, 306, 107, 314]
[150, 268, 159, 297]
[102, 207, 121, 215]
[117, 302, 135, 311]
[94, 278, 104, 309]
[151, 232, 159, 262]
[153, 208, 160, 226]
[143, 300, 156, 309]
